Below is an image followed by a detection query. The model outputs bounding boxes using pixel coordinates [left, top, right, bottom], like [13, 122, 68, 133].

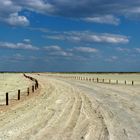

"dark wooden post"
[27, 88, 29, 96]
[97, 78, 99, 83]
[132, 81, 134, 85]
[32, 85, 34, 93]
[6, 92, 8, 105]
[125, 80, 126, 85]
[102, 79, 104, 83]
[36, 81, 38, 88]
[35, 84, 36, 90]
[18, 90, 20, 100]
[92, 78, 94, 82]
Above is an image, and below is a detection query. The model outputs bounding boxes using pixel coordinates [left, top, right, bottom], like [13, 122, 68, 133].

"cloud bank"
[0, 0, 140, 26]
[0, 41, 39, 50]
[45, 31, 129, 44]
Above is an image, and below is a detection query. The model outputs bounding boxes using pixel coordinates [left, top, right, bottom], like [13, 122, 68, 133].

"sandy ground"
[53, 73, 140, 85]
[0, 73, 140, 140]
[0, 73, 32, 104]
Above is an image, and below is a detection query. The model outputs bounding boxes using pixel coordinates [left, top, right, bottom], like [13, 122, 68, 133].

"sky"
[0, 0, 140, 72]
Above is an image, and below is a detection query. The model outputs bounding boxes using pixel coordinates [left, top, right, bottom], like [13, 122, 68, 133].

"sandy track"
[58, 77, 140, 140]
[0, 74, 139, 140]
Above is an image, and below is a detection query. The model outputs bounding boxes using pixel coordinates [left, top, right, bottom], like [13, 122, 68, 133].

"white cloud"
[49, 51, 73, 57]
[0, 0, 21, 15]
[135, 48, 140, 53]
[13, 53, 25, 61]
[44, 45, 73, 57]
[23, 39, 31, 43]
[94, 33, 129, 44]
[4, 13, 29, 26]
[16, 0, 55, 14]
[106, 56, 118, 62]
[116, 47, 130, 52]
[0, 41, 39, 50]
[28, 27, 49, 33]
[44, 45, 62, 51]
[112, 56, 118, 60]
[82, 15, 120, 25]
[74, 47, 98, 53]
[45, 31, 129, 44]
[0, 1, 140, 26]
[43, 45, 100, 59]
[116, 47, 140, 54]
[0, 0, 53, 27]
[0, 0, 30, 26]
[45, 35, 65, 40]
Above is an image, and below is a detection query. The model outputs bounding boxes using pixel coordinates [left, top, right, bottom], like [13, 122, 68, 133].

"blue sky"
[0, 0, 140, 72]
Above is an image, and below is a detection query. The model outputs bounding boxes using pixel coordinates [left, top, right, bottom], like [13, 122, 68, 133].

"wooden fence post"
[36, 81, 38, 88]
[125, 80, 126, 85]
[132, 81, 134, 85]
[102, 79, 104, 83]
[27, 88, 29, 96]
[34, 84, 36, 89]
[32, 85, 34, 93]
[6, 92, 8, 105]
[18, 90, 20, 100]
[109, 79, 111, 84]
[97, 78, 99, 83]
[116, 80, 118, 84]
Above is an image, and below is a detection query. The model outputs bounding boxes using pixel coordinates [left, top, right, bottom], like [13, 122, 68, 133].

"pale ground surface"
[0, 73, 32, 104]
[0, 73, 140, 140]
[53, 73, 140, 84]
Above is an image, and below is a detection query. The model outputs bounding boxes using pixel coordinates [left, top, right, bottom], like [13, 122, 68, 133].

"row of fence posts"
[5, 74, 39, 106]
[61, 76, 134, 85]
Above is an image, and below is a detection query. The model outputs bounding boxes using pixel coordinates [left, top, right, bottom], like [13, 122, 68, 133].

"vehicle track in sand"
[0, 74, 109, 140]
[57, 77, 140, 140]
